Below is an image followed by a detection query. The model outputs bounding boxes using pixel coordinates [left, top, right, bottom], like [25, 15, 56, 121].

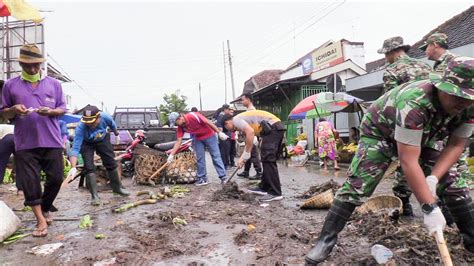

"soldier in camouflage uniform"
[378, 36, 433, 216]
[379, 36, 432, 93]
[305, 57, 474, 264]
[420, 32, 456, 73]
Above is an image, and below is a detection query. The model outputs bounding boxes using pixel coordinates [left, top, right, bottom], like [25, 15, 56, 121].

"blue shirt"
[59, 120, 69, 138]
[70, 112, 117, 157]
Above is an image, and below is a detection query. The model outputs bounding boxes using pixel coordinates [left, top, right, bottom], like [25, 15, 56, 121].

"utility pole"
[227, 40, 236, 100]
[223, 42, 228, 103]
[199, 83, 203, 111]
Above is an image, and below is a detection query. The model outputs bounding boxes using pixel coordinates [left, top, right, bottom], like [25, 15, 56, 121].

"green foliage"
[159, 90, 188, 125]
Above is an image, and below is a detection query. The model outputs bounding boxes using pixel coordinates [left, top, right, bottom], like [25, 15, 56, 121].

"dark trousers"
[244, 144, 262, 173]
[229, 139, 236, 166]
[81, 134, 117, 175]
[259, 122, 285, 196]
[219, 138, 230, 167]
[15, 148, 64, 212]
[0, 134, 15, 183]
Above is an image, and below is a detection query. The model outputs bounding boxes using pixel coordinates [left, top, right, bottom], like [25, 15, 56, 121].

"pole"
[223, 42, 228, 103]
[227, 40, 236, 100]
[199, 83, 203, 111]
[333, 73, 336, 128]
[5, 16, 11, 79]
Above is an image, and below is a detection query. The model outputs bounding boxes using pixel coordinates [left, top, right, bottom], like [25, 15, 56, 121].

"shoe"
[86, 173, 101, 205]
[225, 165, 233, 170]
[399, 196, 414, 217]
[247, 187, 268, 196]
[237, 171, 249, 178]
[305, 199, 356, 264]
[195, 179, 209, 186]
[259, 194, 283, 202]
[107, 170, 130, 196]
[446, 197, 474, 252]
[249, 172, 262, 180]
[220, 177, 228, 185]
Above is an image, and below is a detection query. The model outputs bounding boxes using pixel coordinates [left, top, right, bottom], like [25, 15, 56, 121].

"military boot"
[107, 169, 130, 196]
[86, 173, 101, 205]
[237, 171, 249, 178]
[438, 198, 455, 228]
[305, 199, 356, 265]
[399, 196, 414, 217]
[446, 197, 474, 253]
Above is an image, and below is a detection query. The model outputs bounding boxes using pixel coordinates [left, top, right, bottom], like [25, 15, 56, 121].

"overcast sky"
[29, 0, 472, 112]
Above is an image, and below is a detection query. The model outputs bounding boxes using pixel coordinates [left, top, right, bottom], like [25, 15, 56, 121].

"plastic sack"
[0, 201, 21, 242]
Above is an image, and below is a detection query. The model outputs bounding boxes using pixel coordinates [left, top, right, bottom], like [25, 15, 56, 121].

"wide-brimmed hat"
[81, 105, 100, 124]
[18, 44, 46, 64]
[430, 56, 474, 100]
[377, 36, 410, 54]
[419, 33, 448, 51]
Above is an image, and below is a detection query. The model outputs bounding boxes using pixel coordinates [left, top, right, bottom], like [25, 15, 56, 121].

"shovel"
[433, 230, 453, 266]
[222, 167, 240, 189]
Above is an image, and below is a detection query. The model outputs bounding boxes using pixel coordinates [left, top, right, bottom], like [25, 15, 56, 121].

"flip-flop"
[32, 227, 48, 237]
[43, 212, 53, 225]
[334, 167, 341, 171]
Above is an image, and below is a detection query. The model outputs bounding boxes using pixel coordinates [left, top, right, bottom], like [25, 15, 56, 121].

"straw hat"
[18, 44, 45, 64]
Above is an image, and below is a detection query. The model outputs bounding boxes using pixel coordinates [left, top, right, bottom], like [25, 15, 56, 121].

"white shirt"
[0, 124, 14, 139]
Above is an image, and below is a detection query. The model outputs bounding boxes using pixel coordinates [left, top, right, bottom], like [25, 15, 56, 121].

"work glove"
[218, 131, 229, 141]
[426, 175, 438, 198]
[167, 154, 174, 164]
[66, 167, 78, 179]
[115, 135, 121, 145]
[237, 151, 251, 169]
[253, 136, 258, 146]
[423, 207, 446, 236]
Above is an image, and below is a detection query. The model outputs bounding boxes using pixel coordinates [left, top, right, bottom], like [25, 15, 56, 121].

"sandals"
[43, 212, 53, 225]
[334, 167, 341, 171]
[32, 227, 48, 237]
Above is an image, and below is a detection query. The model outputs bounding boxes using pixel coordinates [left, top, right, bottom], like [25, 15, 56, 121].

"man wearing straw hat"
[69, 105, 129, 205]
[305, 57, 474, 264]
[1, 44, 66, 237]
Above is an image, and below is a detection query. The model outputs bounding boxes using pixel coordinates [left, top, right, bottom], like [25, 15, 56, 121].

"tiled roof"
[241, 69, 283, 95]
[408, 6, 474, 58]
[365, 58, 386, 73]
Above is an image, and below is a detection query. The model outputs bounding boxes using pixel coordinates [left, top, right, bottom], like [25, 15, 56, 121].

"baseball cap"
[419, 33, 448, 51]
[80, 105, 100, 124]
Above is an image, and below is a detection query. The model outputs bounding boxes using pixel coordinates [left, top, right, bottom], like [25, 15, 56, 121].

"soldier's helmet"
[377, 36, 410, 54]
[419, 33, 448, 51]
[430, 56, 474, 100]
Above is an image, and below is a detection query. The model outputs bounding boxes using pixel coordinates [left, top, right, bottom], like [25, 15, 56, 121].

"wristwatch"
[421, 203, 438, 214]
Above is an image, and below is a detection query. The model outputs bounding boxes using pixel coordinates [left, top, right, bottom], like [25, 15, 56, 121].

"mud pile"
[211, 182, 257, 202]
[299, 179, 341, 199]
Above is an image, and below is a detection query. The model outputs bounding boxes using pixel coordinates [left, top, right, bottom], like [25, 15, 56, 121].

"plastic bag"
[0, 201, 21, 242]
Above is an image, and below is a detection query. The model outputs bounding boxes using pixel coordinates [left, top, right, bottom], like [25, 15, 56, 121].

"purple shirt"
[1, 76, 66, 151]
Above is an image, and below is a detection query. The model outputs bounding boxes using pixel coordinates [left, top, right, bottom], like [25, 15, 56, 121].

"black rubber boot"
[237, 171, 249, 178]
[86, 173, 101, 205]
[438, 198, 455, 228]
[399, 196, 414, 217]
[107, 169, 130, 196]
[446, 197, 474, 253]
[305, 199, 356, 265]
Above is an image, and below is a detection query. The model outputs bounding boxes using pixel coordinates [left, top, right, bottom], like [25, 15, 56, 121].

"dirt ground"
[0, 157, 472, 265]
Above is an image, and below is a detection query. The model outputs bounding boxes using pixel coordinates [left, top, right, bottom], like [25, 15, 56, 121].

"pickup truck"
[112, 107, 176, 148]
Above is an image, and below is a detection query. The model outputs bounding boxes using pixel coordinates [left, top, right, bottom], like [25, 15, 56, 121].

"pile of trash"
[299, 179, 341, 199]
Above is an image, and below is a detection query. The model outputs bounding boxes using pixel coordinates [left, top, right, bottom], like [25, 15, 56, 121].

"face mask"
[21, 70, 41, 83]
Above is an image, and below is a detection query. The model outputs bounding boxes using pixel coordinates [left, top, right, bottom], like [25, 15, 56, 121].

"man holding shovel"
[69, 105, 129, 205]
[222, 110, 285, 202]
[305, 57, 474, 264]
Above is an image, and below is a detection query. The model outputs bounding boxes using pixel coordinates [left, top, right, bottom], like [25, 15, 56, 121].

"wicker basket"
[357, 195, 402, 214]
[300, 189, 334, 209]
[338, 150, 354, 163]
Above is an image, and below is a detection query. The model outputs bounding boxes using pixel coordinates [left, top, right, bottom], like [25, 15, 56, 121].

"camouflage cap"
[430, 56, 474, 100]
[377, 36, 410, 54]
[419, 33, 448, 51]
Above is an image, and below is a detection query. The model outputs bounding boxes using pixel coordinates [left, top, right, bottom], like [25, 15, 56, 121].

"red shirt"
[176, 112, 215, 141]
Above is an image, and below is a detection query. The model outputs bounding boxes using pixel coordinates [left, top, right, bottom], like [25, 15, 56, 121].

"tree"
[159, 90, 188, 125]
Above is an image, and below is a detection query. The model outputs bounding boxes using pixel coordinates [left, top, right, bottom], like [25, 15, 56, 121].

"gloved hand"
[115, 135, 121, 145]
[253, 136, 258, 146]
[167, 154, 174, 164]
[66, 167, 78, 179]
[238, 151, 251, 169]
[218, 131, 229, 141]
[426, 175, 438, 198]
[424, 207, 446, 235]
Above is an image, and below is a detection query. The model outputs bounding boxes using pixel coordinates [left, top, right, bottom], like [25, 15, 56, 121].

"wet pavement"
[0, 155, 429, 265]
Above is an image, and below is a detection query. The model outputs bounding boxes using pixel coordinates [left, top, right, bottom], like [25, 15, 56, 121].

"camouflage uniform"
[383, 54, 432, 93]
[336, 79, 473, 204]
[419, 33, 456, 73]
[434, 50, 456, 73]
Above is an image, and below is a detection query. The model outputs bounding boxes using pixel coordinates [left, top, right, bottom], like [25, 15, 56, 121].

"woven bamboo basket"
[382, 160, 400, 179]
[300, 189, 334, 209]
[357, 195, 402, 214]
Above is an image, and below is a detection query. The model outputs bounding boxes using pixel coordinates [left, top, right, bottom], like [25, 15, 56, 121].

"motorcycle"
[116, 130, 147, 177]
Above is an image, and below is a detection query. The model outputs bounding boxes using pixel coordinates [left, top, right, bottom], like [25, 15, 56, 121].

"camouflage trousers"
[336, 136, 471, 205]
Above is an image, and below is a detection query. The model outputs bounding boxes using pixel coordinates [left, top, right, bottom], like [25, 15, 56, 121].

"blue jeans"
[194, 134, 226, 181]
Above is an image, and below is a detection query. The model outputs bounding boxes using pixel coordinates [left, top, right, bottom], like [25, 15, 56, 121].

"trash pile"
[211, 182, 256, 202]
[299, 179, 341, 199]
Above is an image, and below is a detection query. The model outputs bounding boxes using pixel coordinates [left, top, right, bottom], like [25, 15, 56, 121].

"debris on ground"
[93, 257, 116, 266]
[94, 233, 106, 240]
[211, 181, 256, 202]
[28, 243, 63, 256]
[79, 215, 93, 229]
[299, 179, 341, 199]
[172, 217, 187, 229]
[371, 244, 394, 264]
[112, 199, 158, 213]
[1, 230, 30, 245]
[331, 210, 474, 265]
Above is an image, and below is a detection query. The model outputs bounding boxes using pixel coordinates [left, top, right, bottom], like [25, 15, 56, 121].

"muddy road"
[0, 158, 471, 265]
